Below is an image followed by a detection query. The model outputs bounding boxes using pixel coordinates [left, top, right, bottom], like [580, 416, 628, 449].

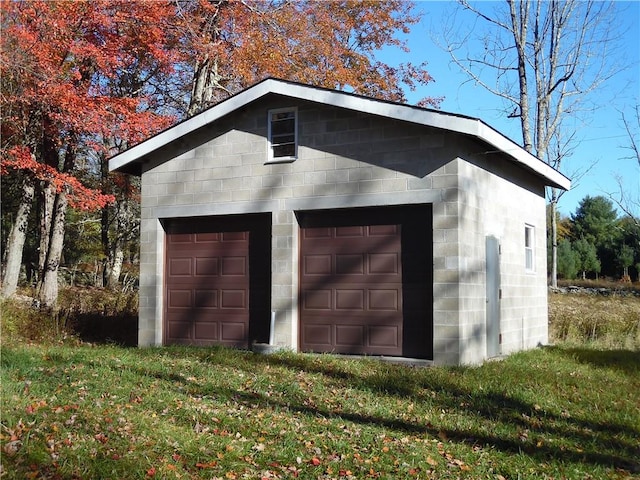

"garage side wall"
[453, 156, 548, 364]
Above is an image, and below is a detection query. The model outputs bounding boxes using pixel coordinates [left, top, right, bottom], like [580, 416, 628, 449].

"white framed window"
[267, 107, 297, 163]
[525, 224, 535, 272]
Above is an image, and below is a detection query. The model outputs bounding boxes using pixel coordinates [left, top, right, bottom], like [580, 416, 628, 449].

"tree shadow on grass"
[546, 345, 640, 376]
[69, 313, 138, 347]
[230, 387, 640, 475]
[130, 348, 640, 475]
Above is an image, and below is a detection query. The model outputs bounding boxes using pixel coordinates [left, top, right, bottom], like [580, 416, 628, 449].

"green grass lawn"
[2, 342, 639, 479]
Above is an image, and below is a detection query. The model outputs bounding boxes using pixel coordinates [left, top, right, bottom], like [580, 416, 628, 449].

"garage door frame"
[297, 205, 433, 359]
[162, 213, 271, 348]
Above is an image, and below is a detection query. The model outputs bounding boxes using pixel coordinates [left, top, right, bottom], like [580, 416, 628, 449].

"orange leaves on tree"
[181, 0, 440, 112]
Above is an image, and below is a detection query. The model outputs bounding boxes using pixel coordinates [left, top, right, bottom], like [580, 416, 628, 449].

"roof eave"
[475, 123, 571, 191]
[109, 78, 571, 191]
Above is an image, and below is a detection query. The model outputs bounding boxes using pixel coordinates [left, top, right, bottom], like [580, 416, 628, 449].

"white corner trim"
[154, 218, 165, 346]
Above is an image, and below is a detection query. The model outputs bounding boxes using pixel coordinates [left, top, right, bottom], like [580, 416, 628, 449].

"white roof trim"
[109, 78, 570, 190]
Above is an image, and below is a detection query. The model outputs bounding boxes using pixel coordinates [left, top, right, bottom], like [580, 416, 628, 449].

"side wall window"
[268, 107, 297, 162]
[525, 224, 535, 272]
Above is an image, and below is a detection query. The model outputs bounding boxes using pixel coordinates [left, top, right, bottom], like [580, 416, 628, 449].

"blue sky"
[380, 1, 640, 218]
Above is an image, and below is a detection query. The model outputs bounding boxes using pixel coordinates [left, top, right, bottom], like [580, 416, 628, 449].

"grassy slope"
[2, 342, 639, 479]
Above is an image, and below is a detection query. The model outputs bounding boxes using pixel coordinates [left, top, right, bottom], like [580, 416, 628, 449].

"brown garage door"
[164, 215, 271, 347]
[299, 206, 432, 359]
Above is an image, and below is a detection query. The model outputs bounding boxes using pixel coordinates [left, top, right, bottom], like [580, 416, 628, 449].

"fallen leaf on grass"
[3, 440, 22, 456]
[25, 400, 47, 414]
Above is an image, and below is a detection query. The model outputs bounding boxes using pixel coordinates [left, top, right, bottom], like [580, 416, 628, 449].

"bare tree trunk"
[188, 56, 227, 116]
[37, 138, 76, 309]
[446, 0, 620, 288]
[508, 0, 533, 153]
[108, 247, 124, 287]
[1, 177, 35, 298]
[37, 189, 68, 308]
[38, 182, 55, 276]
[101, 204, 110, 288]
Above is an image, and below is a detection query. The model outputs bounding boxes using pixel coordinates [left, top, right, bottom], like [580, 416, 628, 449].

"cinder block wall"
[138, 94, 548, 364]
[454, 157, 548, 364]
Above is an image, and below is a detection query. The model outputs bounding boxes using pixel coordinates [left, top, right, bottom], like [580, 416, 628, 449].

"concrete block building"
[110, 78, 570, 365]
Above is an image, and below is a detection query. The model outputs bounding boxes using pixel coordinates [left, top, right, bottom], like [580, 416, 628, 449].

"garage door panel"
[368, 289, 399, 310]
[220, 290, 247, 309]
[194, 232, 220, 242]
[194, 257, 218, 276]
[335, 254, 364, 275]
[304, 255, 332, 275]
[168, 234, 193, 244]
[221, 257, 246, 276]
[335, 289, 365, 310]
[335, 226, 365, 237]
[369, 325, 399, 347]
[335, 325, 364, 346]
[194, 289, 218, 308]
[167, 321, 192, 341]
[168, 258, 192, 276]
[167, 289, 192, 308]
[368, 253, 399, 275]
[302, 324, 333, 347]
[369, 225, 398, 236]
[220, 322, 246, 342]
[194, 322, 219, 341]
[303, 227, 331, 239]
[303, 289, 332, 310]
[222, 231, 248, 242]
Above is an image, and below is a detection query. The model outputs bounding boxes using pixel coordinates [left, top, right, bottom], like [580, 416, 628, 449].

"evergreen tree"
[573, 238, 601, 280]
[557, 239, 578, 280]
[570, 196, 621, 277]
[618, 244, 634, 279]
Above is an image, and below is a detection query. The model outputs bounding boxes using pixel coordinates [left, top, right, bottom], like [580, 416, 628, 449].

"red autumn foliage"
[1, 0, 179, 211]
[1, 147, 114, 210]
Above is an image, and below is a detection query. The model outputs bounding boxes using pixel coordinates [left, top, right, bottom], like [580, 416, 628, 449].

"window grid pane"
[269, 108, 297, 160]
[525, 225, 535, 272]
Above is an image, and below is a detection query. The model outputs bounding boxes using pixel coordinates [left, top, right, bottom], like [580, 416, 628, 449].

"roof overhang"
[109, 78, 570, 191]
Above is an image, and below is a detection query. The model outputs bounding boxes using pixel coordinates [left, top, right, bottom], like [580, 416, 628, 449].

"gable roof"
[109, 77, 570, 190]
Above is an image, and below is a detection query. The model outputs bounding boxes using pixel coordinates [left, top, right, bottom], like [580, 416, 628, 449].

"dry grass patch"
[549, 292, 640, 349]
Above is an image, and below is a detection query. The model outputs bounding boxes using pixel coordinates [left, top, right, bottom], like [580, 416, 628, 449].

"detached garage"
[110, 78, 570, 365]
